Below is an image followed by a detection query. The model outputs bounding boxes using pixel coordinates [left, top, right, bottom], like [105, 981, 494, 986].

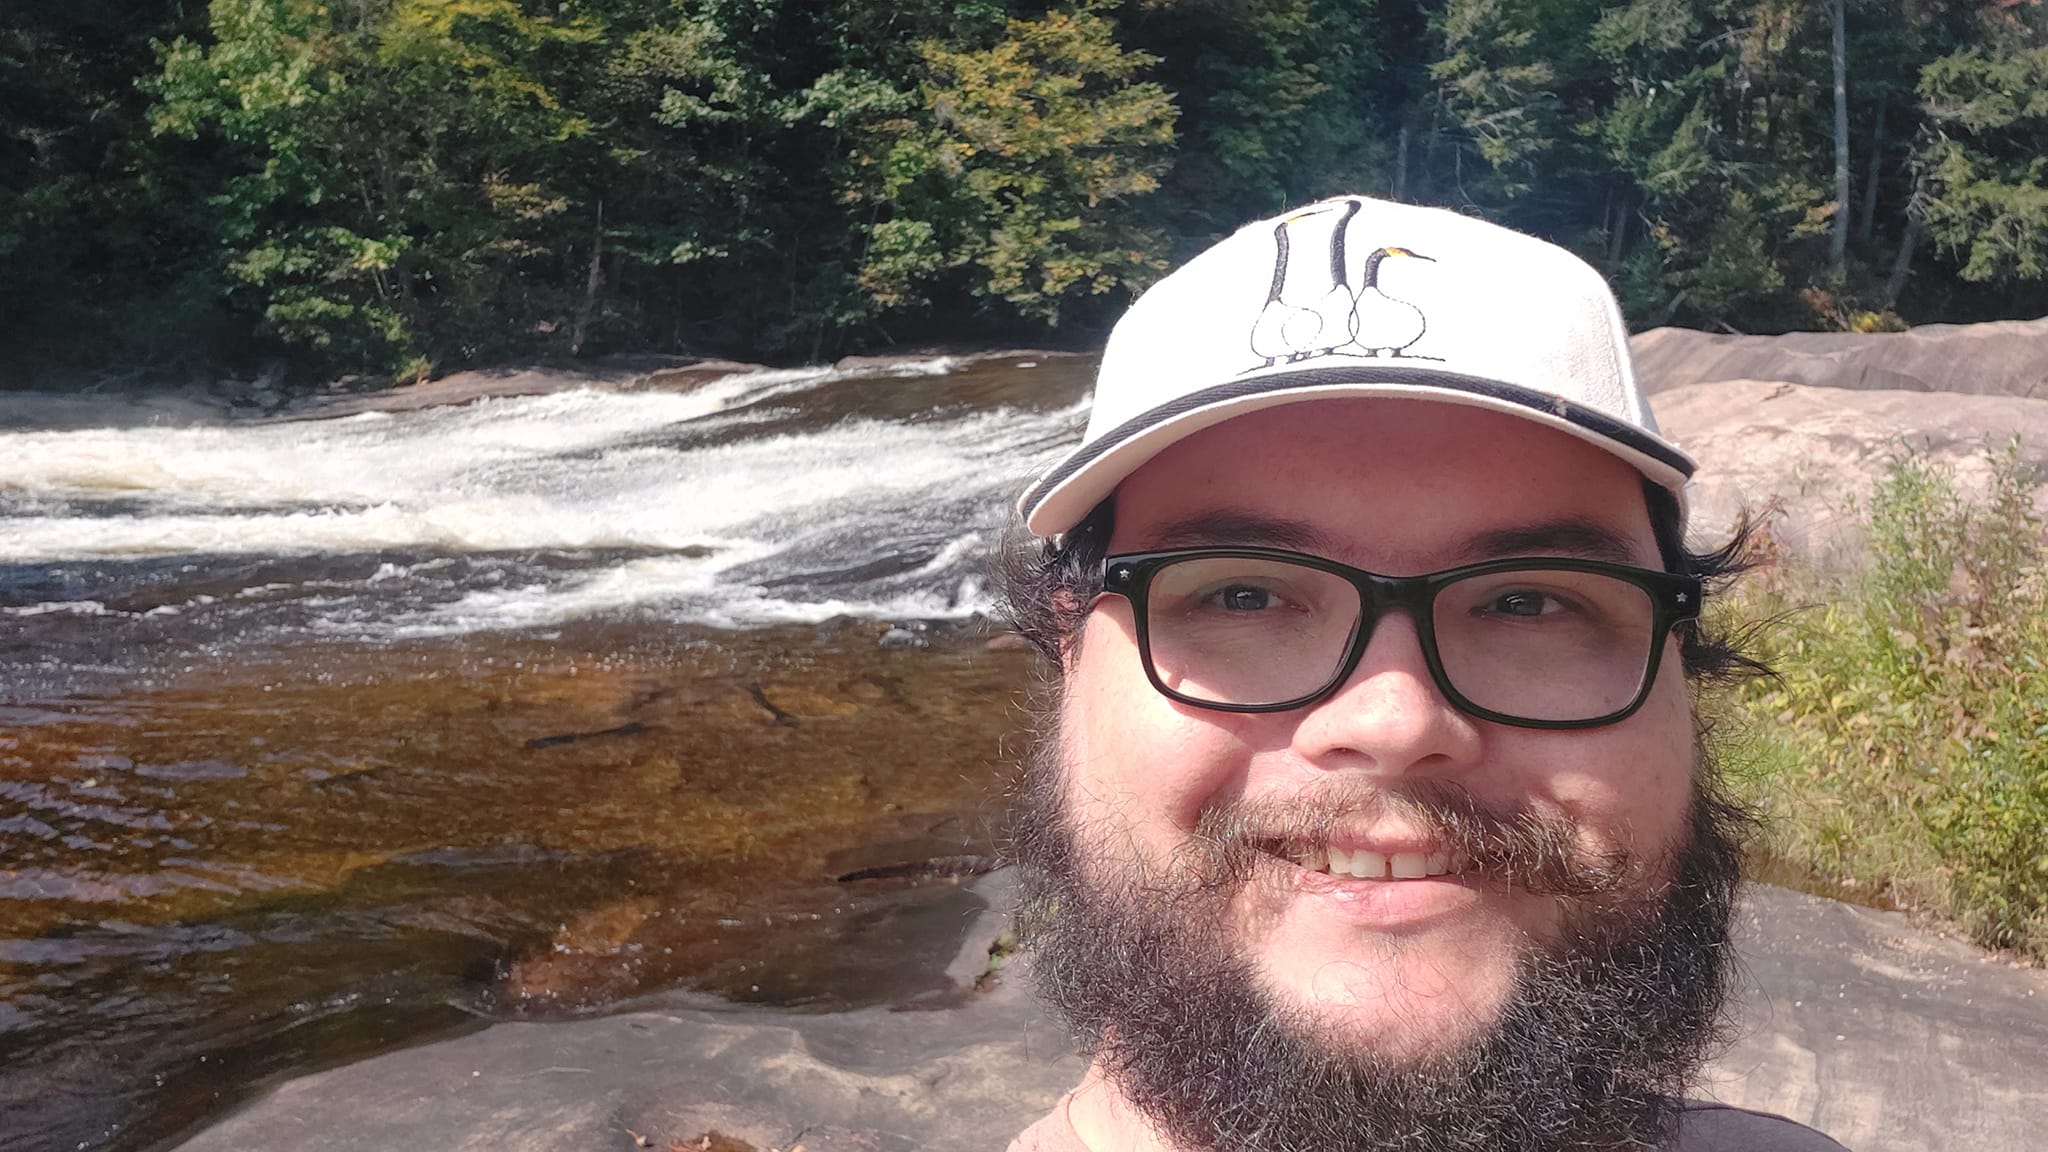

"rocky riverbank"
[168, 879, 2048, 1152]
[1633, 321, 2048, 552]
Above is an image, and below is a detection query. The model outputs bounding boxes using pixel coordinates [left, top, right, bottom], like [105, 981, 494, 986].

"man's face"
[1055, 397, 1700, 1061]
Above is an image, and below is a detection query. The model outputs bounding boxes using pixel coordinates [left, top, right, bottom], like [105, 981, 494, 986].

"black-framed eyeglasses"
[1099, 547, 1701, 730]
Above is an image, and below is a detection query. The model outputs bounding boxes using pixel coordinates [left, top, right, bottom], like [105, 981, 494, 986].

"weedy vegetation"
[1718, 441, 2048, 959]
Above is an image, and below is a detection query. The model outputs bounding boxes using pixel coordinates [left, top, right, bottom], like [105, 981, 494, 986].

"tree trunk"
[1393, 123, 1410, 201]
[1829, 0, 1850, 278]
[1882, 210, 1920, 312]
[1859, 87, 1887, 245]
[570, 201, 604, 358]
[1420, 92, 1443, 202]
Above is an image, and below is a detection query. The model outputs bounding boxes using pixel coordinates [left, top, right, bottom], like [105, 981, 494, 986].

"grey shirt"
[1005, 1096, 1851, 1151]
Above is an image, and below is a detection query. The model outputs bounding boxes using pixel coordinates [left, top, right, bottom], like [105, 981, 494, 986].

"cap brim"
[1019, 365, 1696, 538]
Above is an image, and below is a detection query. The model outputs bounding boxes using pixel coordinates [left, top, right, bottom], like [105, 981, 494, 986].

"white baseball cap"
[1017, 195, 1695, 538]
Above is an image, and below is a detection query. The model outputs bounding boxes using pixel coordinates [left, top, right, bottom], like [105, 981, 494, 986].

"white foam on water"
[0, 378, 796, 522]
[2, 362, 1088, 634]
[372, 533, 995, 637]
[904, 531, 990, 581]
[2, 600, 111, 618]
[371, 548, 767, 637]
[2, 367, 1071, 558]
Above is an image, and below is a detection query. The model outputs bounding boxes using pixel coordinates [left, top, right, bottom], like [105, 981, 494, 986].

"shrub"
[1726, 442, 2048, 956]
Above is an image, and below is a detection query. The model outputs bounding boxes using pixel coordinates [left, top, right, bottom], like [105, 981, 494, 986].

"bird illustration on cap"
[1248, 200, 1363, 367]
[1246, 198, 1438, 369]
[1349, 245, 1435, 356]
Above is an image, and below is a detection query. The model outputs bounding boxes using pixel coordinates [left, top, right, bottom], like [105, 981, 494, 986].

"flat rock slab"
[1649, 378, 2048, 550]
[174, 887, 2046, 1152]
[1702, 885, 2048, 1151]
[172, 977, 1082, 1152]
[175, 873, 1083, 1152]
[1632, 319, 2048, 400]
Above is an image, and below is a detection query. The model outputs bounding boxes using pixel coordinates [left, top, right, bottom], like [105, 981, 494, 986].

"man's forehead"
[1102, 399, 1663, 570]
[1138, 510, 1648, 569]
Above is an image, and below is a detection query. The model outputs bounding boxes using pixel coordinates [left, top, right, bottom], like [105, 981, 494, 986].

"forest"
[3, 0, 2046, 384]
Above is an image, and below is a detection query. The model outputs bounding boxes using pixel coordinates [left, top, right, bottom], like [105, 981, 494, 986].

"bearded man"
[996, 196, 1849, 1152]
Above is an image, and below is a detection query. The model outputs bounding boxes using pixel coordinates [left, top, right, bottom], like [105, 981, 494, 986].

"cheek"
[1503, 650, 1695, 858]
[1063, 609, 1254, 842]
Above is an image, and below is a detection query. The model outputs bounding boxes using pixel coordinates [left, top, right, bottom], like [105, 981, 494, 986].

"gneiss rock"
[172, 870, 1082, 1152]
[167, 883, 2048, 1152]
[1651, 378, 2048, 554]
[1632, 318, 2048, 400]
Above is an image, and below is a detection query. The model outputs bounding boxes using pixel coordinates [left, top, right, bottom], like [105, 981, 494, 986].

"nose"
[1290, 607, 1483, 777]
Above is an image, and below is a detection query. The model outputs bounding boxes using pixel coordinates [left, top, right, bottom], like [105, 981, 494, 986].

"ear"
[1051, 587, 1088, 671]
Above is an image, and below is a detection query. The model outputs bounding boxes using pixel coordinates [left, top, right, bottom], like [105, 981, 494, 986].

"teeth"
[1314, 848, 1459, 879]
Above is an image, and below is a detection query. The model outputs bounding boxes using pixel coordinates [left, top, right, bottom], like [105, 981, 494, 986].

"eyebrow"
[1146, 512, 1342, 554]
[1138, 512, 1646, 567]
[1459, 518, 1645, 565]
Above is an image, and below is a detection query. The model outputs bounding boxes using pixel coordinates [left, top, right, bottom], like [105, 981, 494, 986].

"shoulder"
[1674, 1099, 1853, 1152]
[1006, 1102, 1090, 1152]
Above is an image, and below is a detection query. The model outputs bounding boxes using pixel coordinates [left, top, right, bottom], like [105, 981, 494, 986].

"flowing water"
[0, 354, 1094, 1152]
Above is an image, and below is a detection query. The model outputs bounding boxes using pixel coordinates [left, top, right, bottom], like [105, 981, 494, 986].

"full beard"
[1008, 730, 1750, 1152]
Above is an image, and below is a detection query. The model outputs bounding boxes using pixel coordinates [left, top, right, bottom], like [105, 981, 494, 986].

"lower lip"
[1281, 861, 1491, 927]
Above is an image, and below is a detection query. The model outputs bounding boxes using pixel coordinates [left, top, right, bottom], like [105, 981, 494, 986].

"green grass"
[1717, 441, 2048, 959]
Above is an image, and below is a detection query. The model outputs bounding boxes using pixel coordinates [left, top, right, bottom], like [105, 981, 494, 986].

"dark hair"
[995, 478, 1771, 684]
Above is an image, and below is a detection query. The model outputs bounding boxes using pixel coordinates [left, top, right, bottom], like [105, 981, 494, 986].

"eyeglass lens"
[1142, 556, 1660, 722]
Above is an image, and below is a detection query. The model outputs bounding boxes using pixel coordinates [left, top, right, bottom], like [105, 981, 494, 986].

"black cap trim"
[1020, 364, 1695, 518]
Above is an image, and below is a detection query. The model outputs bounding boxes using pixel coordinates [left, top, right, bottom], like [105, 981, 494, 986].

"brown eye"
[1488, 590, 1552, 618]
[1217, 585, 1273, 611]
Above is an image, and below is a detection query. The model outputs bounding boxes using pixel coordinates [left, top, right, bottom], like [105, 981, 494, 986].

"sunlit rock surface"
[1633, 319, 2048, 400]
[1631, 323, 2048, 551]
[1653, 379, 2048, 552]
[171, 883, 2048, 1152]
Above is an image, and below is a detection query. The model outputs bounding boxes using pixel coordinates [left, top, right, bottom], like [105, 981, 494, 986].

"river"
[0, 353, 1093, 1152]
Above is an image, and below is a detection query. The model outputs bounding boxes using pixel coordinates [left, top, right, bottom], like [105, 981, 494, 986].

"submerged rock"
[877, 628, 928, 650]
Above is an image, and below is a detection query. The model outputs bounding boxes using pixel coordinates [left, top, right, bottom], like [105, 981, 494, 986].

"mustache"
[1181, 779, 1637, 900]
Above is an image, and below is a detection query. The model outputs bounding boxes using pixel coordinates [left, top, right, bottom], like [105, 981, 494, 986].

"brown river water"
[0, 353, 1092, 1151]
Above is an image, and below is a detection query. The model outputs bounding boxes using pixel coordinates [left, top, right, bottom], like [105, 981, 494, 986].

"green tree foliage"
[1116, 0, 1391, 238]
[1428, 0, 1828, 328]
[150, 0, 603, 377]
[0, 0, 213, 370]
[1918, 21, 2048, 284]
[2, 0, 2046, 382]
[845, 8, 1176, 325]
